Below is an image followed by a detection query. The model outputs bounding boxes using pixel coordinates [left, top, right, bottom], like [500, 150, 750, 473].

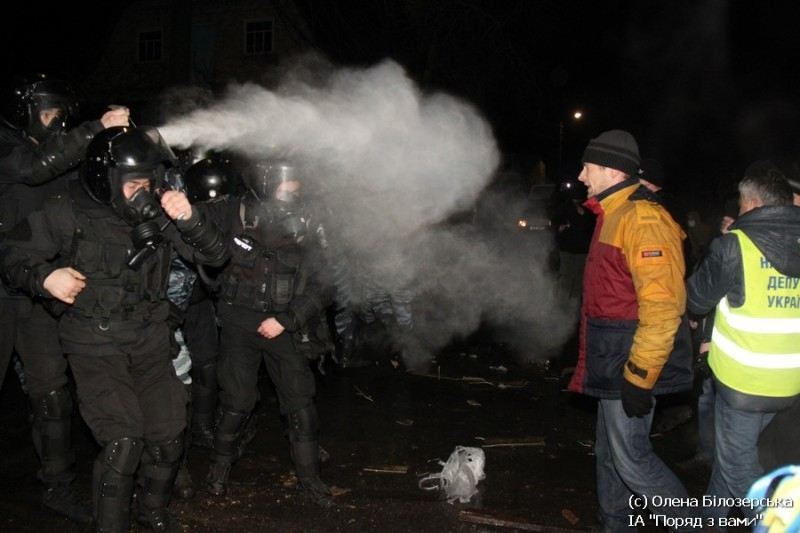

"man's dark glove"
[694, 351, 711, 379]
[620, 379, 653, 418]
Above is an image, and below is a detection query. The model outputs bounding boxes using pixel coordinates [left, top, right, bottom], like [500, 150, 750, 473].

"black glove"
[620, 379, 653, 418]
[694, 350, 711, 379]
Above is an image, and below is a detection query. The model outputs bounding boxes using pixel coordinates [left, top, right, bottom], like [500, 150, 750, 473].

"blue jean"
[703, 391, 775, 521]
[696, 377, 716, 462]
[595, 399, 695, 532]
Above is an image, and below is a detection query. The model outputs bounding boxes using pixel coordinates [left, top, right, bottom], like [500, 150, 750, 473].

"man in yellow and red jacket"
[568, 130, 694, 532]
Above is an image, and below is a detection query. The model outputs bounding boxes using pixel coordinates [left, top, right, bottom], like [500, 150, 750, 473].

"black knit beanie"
[581, 129, 640, 177]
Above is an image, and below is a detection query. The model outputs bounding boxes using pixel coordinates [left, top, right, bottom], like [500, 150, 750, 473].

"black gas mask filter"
[123, 186, 170, 271]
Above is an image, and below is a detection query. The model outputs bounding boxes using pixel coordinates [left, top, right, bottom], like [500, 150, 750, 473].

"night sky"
[3, 0, 800, 205]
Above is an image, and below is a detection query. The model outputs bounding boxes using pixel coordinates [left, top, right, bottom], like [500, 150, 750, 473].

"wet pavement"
[0, 338, 711, 532]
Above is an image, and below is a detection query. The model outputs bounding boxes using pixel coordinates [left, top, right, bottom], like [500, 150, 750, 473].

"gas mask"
[269, 195, 308, 244]
[122, 187, 166, 270]
[274, 212, 307, 243]
[120, 186, 161, 226]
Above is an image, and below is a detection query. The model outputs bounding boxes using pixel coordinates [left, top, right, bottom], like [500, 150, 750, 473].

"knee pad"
[99, 438, 144, 476]
[31, 387, 73, 421]
[31, 388, 75, 477]
[217, 409, 250, 435]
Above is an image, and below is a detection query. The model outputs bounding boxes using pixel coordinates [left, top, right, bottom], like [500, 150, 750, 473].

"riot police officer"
[203, 159, 335, 507]
[164, 155, 240, 500]
[0, 74, 129, 522]
[0, 125, 227, 532]
[181, 155, 239, 448]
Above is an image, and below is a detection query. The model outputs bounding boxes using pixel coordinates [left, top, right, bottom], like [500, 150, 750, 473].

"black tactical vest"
[66, 181, 170, 322]
[218, 201, 304, 313]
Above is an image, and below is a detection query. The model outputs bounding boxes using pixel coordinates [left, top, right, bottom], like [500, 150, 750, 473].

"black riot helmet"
[184, 156, 239, 202]
[9, 74, 79, 141]
[244, 159, 300, 202]
[81, 126, 176, 219]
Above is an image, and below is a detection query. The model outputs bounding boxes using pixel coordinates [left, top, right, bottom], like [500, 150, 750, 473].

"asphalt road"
[0, 339, 711, 532]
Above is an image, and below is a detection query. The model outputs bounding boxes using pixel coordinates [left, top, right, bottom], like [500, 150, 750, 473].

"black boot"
[172, 462, 195, 500]
[93, 437, 143, 533]
[172, 390, 195, 500]
[135, 436, 183, 532]
[288, 406, 334, 508]
[337, 317, 370, 368]
[190, 362, 218, 449]
[32, 388, 92, 524]
[397, 331, 432, 375]
[42, 482, 93, 524]
[206, 409, 249, 497]
[206, 459, 233, 498]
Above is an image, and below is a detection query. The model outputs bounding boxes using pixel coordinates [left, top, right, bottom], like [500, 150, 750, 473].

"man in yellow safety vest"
[687, 161, 800, 522]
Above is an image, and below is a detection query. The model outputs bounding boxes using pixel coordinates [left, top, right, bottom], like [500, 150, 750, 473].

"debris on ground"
[412, 373, 528, 389]
[419, 446, 485, 503]
[489, 365, 508, 373]
[330, 486, 352, 497]
[497, 380, 529, 389]
[395, 419, 414, 426]
[280, 474, 298, 489]
[363, 465, 409, 474]
[466, 400, 482, 407]
[458, 510, 581, 532]
[561, 508, 580, 526]
[481, 436, 545, 448]
[353, 386, 374, 403]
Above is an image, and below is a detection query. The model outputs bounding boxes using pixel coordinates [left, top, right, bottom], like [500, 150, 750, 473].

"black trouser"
[64, 316, 186, 533]
[0, 298, 67, 396]
[218, 316, 315, 416]
[65, 320, 187, 444]
[1, 298, 74, 485]
[182, 297, 219, 435]
[183, 296, 218, 367]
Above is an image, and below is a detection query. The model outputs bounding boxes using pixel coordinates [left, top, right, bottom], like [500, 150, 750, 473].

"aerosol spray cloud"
[160, 57, 575, 366]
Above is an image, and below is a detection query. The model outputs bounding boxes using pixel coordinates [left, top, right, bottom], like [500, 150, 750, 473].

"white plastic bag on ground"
[419, 446, 486, 503]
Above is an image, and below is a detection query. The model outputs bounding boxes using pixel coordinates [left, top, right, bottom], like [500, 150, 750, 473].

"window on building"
[245, 20, 273, 55]
[139, 30, 163, 62]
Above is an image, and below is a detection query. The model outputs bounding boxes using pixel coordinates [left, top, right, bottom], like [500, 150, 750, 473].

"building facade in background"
[82, 0, 311, 121]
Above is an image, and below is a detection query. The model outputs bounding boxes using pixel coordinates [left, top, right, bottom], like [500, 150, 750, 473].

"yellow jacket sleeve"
[622, 202, 687, 389]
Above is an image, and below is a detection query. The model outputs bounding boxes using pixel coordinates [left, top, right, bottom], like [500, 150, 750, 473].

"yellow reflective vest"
[709, 229, 800, 397]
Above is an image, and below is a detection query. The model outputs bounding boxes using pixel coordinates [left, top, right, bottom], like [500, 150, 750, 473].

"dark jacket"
[0, 120, 103, 229]
[0, 120, 103, 297]
[205, 196, 333, 335]
[687, 204, 800, 410]
[0, 180, 227, 355]
[687, 205, 800, 313]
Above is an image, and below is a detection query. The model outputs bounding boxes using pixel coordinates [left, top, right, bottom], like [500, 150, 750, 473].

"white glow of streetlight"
[573, 111, 583, 120]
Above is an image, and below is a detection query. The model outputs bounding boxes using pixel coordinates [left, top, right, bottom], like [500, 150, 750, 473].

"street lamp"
[557, 109, 583, 178]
